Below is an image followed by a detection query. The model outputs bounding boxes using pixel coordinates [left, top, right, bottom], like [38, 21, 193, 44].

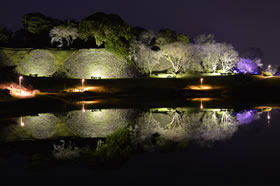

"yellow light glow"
[81, 79, 85, 90]
[20, 117, 24, 127]
[191, 98, 213, 102]
[254, 106, 272, 112]
[67, 86, 104, 93]
[82, 104, 85, 112]
[77, 100, 102, 105]
[186, 85, 214, 90]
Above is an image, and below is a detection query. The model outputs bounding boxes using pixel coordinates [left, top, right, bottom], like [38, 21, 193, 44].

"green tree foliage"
[79, 12, 132, 58]
[0, 25, 12, 45]
[176, 33, 190, 43]
[21, 13, 62, 47]
[95, 127, 133, 162]
[21, 13, 60, 34]
[155, 29, 190, 46]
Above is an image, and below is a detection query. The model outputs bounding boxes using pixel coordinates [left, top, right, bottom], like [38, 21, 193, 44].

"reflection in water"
[5, 108, 267, 142]
[236, 110, 260, 125]
[134, 109, 240, 144]
[20, 113, 59, 139]
[267, 111, 271, 124]
[52, 140, 80, 160]
[20, 116, 24, 127]
[65, 109, 138, 138]
[0, 106, 272, 167]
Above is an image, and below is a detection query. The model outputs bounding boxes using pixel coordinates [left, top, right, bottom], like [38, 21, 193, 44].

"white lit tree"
[159, 42, 195, 74]
[219, 44, 239, 73]
[129, 41, 160, 75]
[195, 43, 239, 73]
[49, 26, 79, 47]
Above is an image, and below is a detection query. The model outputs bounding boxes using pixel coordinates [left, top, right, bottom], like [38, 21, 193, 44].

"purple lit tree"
[236, 58, 260, 74]
[236, 110, 260, 125]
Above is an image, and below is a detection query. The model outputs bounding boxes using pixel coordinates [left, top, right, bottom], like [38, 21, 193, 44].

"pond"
[0, 99, 279, 185]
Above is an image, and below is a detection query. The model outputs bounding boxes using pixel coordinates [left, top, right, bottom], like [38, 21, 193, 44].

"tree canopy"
[21, 13, 61, 34]
[79, 12, 132, 58]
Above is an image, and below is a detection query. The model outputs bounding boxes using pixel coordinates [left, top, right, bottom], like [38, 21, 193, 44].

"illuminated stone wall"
[0, 48, 138, 78]
[17, 50, 57, 76]
[64, 49, 138, 79]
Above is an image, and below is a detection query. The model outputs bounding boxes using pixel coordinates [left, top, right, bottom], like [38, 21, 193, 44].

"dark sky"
[1, 0, 280, 66]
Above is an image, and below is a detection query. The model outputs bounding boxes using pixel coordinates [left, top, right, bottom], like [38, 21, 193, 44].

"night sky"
[1, 0, 280, 66]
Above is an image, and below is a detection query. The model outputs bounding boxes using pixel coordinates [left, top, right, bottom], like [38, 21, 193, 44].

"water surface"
[0, 99, 279, 185]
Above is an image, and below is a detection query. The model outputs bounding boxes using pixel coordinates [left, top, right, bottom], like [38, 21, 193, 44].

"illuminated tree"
[219, 44, 239, 72]
[196, 43, 239, 73]
[195, 43, 220, 73]
[129, 42, 160, 75]
[137, 30, 156, 46]
[236, 58, 260, 74]
[240, 47, 263, 68]
[50, 26, 79, 47]
[159, 42, 195, 74]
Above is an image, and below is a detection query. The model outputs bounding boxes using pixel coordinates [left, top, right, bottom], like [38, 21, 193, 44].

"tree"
[79, 12, 132, 58]
[21, 13, 62, 47]
[129, 41, 160, 75]
[159, 42, 195, 74]
[155, 29, 177, 45]
[155, 29, 190, 46]
[21, 13, 60, 34]
[236, 58, 260, 74]
[195, 42, 239, 73]
[193, 34, 215, 44]
[195, 43, 220, 73]
[0, 25, 12, 45]
[50, 26, 79, 48]
[219, 44, 239, 72]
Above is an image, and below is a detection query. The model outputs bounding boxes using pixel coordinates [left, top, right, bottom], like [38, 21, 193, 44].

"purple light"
[236, 58, 259, 74]
[236, 110, 259, 125]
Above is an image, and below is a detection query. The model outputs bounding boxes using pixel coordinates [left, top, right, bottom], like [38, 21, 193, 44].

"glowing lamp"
[19, 76, 23, 94]
[20, 117, 24, 127]
[81, 79, 85, 90]
[82, 103, 85, 112]
[200, 100, 203, 109]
